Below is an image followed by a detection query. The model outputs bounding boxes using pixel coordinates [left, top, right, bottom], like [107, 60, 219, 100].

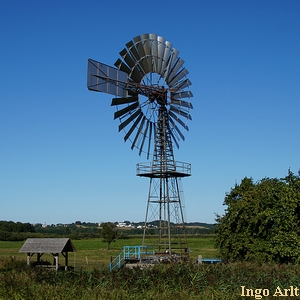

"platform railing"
[109, 245, 155, 271]
[136, 161, 191, 177]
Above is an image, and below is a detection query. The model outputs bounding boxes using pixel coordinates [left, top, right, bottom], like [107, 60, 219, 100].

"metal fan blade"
[149, 34, 158, 73]
[161, 40, 172, 76]
[163, 48, 179, 79]
[124, 112, 143, 142]
[168, 68, 189, 87]
[126, 40, 139, 62]
[120, 48, 135, 68]
[170, 105, 192, 120]
[119, 48, 144, 83]
[171, 91, 193, 99]
[141, 34, 154, 75]
[130, 69, 144, 83]
[168, 48, 179, 70]
[111, 95, 138, 106]
[128, 89, 139, 97]
[156, 35, 165, 74]
[114, 101, 139, 119]
[169, 117, 185, 141]
[134, 35, 151, 74]
[133, 35, 146, 57]
[165, 58, 185, 84]
[141, 34, 150, 55]
[126, 40, 147, 78]
[169, 111, 189, 131]
[114, 58, 131, 75]
[139, 119, 150, 155]
[139, 57, 151, 76]
[119, 108, 142, 131]
[170, 98, 193, 109]
[131, 115, 146, 150]
[170, 78, 192, 91]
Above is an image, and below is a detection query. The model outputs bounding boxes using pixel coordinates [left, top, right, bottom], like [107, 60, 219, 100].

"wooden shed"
[19, 238, 76, 271]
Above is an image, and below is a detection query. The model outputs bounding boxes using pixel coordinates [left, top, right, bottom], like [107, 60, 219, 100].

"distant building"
[116, 221, 135, 228]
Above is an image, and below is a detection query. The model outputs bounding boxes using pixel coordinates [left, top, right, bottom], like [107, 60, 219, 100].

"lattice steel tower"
[137, 105, 191, 255]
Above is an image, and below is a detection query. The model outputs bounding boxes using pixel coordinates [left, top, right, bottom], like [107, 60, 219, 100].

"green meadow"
[0, 235, 217, 270]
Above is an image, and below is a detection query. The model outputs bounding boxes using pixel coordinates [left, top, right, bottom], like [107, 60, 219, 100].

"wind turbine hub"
[148, 88, 167, 106]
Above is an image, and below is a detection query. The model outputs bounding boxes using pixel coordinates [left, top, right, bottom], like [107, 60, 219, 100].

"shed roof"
[19, 238, 76, 253]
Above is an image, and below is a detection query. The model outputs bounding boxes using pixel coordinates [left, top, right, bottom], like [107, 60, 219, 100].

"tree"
[99, 222, 121, 250]
[0, 221, 35, 233]
[215, 170, 300, 263]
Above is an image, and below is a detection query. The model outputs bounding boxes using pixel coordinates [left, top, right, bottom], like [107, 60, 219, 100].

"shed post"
[65, 252, 68, 271]
[54, 254, 59, 271]
[27, 253, 31, 266]
[37, 253, 41, 264]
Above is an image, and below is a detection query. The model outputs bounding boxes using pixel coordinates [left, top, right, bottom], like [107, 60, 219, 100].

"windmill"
[87, 34, 193, 259]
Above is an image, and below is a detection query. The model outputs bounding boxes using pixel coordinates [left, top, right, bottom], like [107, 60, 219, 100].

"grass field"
[2, 236, 300, 299]
[0, 235, 217, 270]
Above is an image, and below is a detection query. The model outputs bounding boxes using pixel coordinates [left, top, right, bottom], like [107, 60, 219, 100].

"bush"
[216, 170, 300, 263]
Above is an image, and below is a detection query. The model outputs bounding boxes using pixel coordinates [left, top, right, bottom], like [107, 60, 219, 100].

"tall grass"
[1, 257, 300, 299]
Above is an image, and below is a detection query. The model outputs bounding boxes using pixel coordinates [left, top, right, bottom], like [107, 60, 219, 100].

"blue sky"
[1, 0, 300, 225]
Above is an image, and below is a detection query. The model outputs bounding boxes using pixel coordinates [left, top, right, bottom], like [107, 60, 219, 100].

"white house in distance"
[116, 221, 135, 228]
